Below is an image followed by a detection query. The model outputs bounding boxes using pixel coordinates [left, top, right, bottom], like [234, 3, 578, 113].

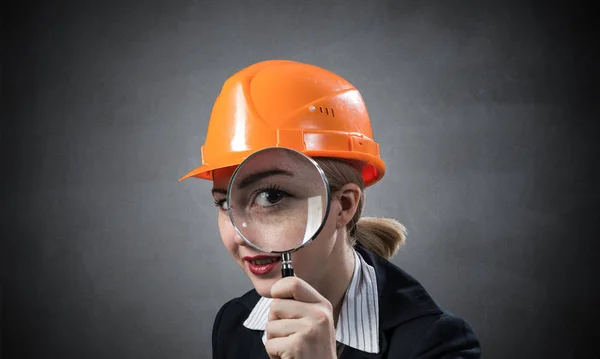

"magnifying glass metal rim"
[225, 146, 332, 254]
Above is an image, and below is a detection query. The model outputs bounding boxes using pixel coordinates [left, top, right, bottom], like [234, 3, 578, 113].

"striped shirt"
[243, 249, 380, 354]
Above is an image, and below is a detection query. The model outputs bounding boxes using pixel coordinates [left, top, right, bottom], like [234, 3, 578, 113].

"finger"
[265, 335, 299, 359]
[270, 276, 325, 304]
[268, 298, 315, 321]
[265, 336, 285, 359]
[265, 318, 307, 339]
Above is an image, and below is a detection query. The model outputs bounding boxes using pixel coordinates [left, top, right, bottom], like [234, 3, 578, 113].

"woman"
[180, 60, 481, 359]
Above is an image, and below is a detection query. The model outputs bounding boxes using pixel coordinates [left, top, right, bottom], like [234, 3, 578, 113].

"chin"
[250, 278, 278, 298]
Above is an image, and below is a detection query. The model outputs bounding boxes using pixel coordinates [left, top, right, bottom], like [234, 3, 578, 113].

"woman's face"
[210, 152, 344, 298]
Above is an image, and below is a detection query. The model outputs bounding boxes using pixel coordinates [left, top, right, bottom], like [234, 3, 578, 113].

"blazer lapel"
[352, 247, 441, 358]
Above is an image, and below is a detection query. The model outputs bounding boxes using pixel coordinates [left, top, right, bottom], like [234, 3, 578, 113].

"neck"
[314, 231, 356, 326]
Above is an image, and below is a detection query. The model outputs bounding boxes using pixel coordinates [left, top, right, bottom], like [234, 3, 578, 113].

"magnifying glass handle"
[281, 252, 294, 277]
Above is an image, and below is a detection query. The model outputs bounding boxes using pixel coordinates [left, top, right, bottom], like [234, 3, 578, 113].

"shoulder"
[356, 246, 481, 358]
[416, 310, 481, 358]
[211, 289, 261, 359]
[386, 308, 481, 358]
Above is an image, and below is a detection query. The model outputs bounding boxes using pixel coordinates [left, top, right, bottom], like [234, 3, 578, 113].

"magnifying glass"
[226, 147, 331, 278]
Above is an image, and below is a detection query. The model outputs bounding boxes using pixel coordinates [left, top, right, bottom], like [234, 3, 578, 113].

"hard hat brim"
[179, 149, 386, 188]
[178, 164, 214, 182]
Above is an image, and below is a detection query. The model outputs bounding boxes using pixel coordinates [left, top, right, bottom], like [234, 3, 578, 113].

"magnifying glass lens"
[227, 147, 329, 253]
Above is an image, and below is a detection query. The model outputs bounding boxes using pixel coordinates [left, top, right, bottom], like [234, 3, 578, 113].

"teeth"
[251, 258, 278, 265]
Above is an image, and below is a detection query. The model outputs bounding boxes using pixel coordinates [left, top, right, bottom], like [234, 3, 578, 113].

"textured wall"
[3, 1, 598, 358]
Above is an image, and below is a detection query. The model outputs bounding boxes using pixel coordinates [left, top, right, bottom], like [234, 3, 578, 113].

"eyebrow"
[211, 188, 227, 196]
[210, 169, 293, 196]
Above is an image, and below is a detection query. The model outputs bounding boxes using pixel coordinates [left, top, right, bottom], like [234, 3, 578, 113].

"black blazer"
[212, 246, 481, 358]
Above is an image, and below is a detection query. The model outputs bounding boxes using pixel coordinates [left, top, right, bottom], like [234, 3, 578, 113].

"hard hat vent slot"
[319, 106, 335, 117]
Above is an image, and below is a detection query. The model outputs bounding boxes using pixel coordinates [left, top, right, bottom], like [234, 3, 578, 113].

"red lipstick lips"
[243, 255, 281, 275]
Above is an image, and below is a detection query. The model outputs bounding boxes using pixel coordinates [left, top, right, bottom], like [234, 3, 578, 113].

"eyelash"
[249, 184, 291, 204]
[214, 198, 227, 210]
[213, 185, 293, 210]
[253, 184, 284, 195]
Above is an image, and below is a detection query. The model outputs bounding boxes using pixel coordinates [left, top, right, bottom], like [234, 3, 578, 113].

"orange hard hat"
[179, 59, 386, 187]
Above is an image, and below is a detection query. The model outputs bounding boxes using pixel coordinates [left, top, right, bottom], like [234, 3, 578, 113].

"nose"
[220, 209, 245, 245]
[230, 223, 247, 246]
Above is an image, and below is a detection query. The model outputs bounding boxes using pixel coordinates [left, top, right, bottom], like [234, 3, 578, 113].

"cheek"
[294, 209, 339, 267]
[217, 211, 236, 250]
[313, 214, 339, 252]
[315, 201, 342, 245]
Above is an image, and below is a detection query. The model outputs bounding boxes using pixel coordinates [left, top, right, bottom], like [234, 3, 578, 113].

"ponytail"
[353, 217, 407, 259]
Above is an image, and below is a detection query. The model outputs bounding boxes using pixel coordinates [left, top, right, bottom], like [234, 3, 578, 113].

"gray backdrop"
[3, 1, 598, 358]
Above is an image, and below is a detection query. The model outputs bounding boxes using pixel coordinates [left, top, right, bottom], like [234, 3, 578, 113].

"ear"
[334, 183, 361, 230]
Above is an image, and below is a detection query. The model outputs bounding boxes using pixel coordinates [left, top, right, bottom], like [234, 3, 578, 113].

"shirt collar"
[242, 249, 380, 354]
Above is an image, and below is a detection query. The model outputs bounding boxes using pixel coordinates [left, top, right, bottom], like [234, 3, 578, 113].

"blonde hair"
[314, 158, 407, 259]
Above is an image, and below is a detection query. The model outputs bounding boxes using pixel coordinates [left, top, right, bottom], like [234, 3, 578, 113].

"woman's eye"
[214, 199, 228, 211]
[254, 190, 284, 207]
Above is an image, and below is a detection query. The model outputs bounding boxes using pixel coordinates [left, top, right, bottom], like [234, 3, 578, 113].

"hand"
[265, 276, 337, 359]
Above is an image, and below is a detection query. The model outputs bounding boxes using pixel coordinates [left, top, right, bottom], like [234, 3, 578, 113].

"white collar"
[243, 249, 380, 354]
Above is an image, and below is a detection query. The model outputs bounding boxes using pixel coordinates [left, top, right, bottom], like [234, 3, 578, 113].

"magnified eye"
[254, 189, 285, 207]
